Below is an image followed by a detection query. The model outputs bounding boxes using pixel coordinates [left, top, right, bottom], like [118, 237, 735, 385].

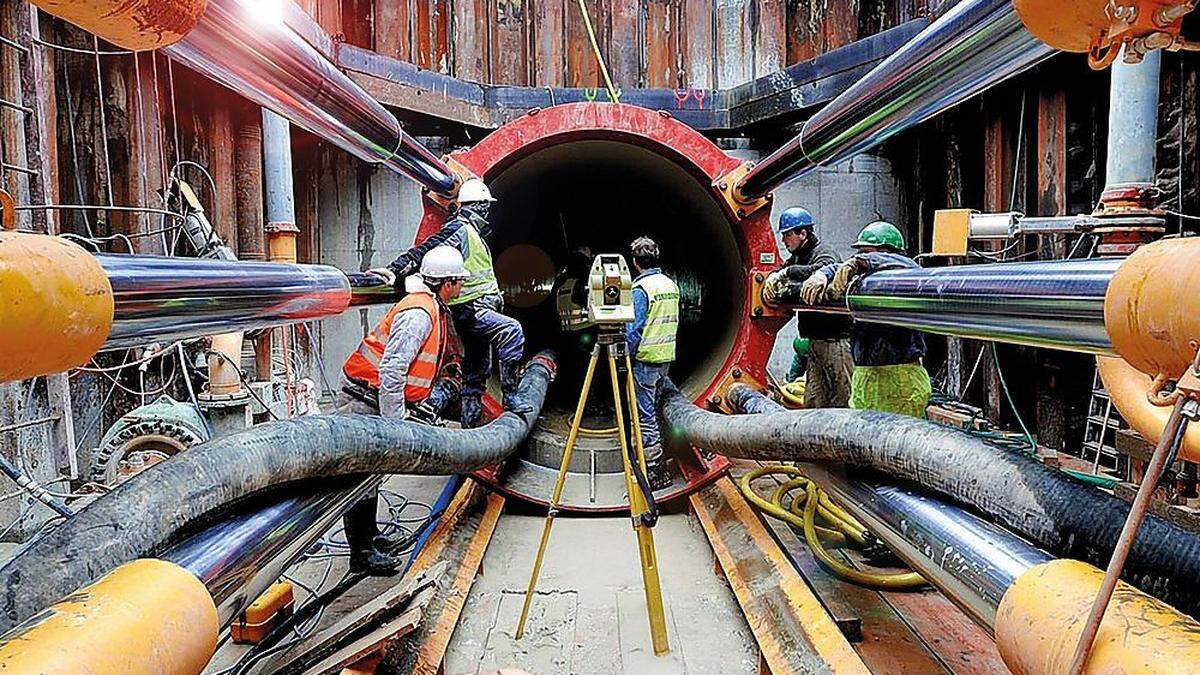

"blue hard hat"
[778, 207, 815, 234]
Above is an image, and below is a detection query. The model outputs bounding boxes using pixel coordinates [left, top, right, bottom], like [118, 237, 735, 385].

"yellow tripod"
[514, 331, 669, 655]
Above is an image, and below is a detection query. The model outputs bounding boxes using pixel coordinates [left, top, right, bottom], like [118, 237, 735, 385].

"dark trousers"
[450, 294, 525, 424]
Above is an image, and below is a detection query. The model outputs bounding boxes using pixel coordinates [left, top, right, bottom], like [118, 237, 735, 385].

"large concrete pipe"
[409, 103, 784, 509]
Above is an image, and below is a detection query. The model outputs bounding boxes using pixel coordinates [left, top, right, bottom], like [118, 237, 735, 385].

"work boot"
[373, 529, 416, 555]
[348, 546, 401, 576]
[644, 446, 672, 491]
[499, 362, 527, 413]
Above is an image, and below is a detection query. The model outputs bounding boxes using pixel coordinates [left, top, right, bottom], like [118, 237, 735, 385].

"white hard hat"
[421, 246, 470, 280]
[457, 177, 496, 204]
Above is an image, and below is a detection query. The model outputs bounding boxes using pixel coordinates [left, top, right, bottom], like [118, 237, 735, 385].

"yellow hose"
[739, 466, 926, 590]
[779, 381, 807, 409]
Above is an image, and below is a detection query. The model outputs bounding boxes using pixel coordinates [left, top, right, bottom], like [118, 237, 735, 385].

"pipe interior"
[487, 139, 745, 425]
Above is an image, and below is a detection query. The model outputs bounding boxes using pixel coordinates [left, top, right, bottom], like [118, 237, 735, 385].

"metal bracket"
[708, 367, 765, 413]
[748, 271, 791, 319]
[423, 156, 472, 210]
[714, 162, 772, 220]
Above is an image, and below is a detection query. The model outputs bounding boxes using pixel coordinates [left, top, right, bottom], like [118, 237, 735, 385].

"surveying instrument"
[515, 254, 670, 655]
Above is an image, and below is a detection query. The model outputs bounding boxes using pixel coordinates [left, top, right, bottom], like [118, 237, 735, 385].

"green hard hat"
[792, 336, 811, 357]
[853, 221, 905, 251]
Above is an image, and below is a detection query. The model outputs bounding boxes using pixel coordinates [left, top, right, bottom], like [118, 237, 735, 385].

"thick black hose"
[662, 381, 1200, 616]
[0, 354, 555, 630]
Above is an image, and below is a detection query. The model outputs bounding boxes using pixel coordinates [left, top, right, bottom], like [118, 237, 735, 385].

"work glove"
[388, 253, 419, 279]
[799, 272, 830, 305]
[366, 267, 397, 287]
[828, 258, 867, 299]
[762, 269, 788, 305]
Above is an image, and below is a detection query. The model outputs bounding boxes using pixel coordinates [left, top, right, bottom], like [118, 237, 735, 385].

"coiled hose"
[739, 465, 925, 589]
[0, 353, 557, 630]
[660, 379, 1200, 617]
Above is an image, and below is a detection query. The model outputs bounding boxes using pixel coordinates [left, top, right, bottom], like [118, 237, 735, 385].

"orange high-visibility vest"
[343, 291, 445, 401]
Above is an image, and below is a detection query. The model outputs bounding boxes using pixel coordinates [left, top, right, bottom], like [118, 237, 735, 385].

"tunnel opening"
[487, 139, 746, 421]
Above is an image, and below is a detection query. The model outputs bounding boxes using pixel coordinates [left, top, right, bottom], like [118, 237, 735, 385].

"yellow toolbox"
[231, 581, 295, 644]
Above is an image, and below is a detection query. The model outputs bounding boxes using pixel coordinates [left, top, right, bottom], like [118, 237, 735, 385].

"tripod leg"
[607, 349, 670, 656]
[623, 353, 649, 474]
[515, 344, 602, 640]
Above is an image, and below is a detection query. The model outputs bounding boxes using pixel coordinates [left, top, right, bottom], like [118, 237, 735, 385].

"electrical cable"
[739, 466, 925, 590]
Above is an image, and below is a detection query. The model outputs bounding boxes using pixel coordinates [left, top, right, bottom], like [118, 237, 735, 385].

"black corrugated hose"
[0, 353, 556, 630]
[660, 379, 1200, 617]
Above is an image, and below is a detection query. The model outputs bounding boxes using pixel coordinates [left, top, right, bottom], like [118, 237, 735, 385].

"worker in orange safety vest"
[336, 245, 469, 574]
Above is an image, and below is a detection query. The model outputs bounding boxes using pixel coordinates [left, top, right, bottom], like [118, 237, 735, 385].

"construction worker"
[338, 246, 469, 574]
[762, 207, 854, 407]
[384, 177, 526, 428]
[797, 221, 932, 418]
[627, 236, 679, 490]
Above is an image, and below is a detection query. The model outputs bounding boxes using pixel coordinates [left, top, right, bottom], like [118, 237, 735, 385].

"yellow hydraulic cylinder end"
[0, 559, 219, 675]
[0, 231, 113, 383]
[1096, 355, 1200, 463]
[1104, 238, 1200, 381]
[28, 0, 209, 51]
[995, 559, 1200, 674]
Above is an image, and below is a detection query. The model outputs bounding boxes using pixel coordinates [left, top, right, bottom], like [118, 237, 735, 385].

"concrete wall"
[315, 150, 426, 376]
[764, 153, 902, 381]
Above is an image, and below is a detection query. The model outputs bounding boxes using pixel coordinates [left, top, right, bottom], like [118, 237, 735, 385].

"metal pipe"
[738, 0, 1055, 197]
[99, 254, 352, 349]
[161, 477, 375, 625]
[1106, 49, 1161, 188]
[262, 110, 297, 229]
[803, 465, 1051, 631]
[846, 257, 1121, 354]
[162, 0, 457, 195]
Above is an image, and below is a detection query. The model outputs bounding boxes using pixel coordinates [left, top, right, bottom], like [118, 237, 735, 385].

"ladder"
[1081, 368, 1123, 474]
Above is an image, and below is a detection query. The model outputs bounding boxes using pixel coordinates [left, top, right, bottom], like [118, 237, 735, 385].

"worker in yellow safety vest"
[382, 178, 525, 428]
[337, 246, 468, 575]
[626, 236, 680, 491]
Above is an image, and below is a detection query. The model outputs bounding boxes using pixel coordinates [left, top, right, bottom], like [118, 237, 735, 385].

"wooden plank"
[682, 0, 714, 88]
[16, 0, 56, 232]
[754, 0, 785, 78]
[607, 0, 640, 89]
[714, 0, 752, 89]
[786, 0, 819, 64]
[315, 0, 343, 39]
[233, 101, 265, 260]
[761, 516, 863, 641]
[375, 0, 412, 62]
[690, 476, 870, 675]
[340, 0, 374, 49]
[414, 0, 433, 70]
[823, 0, 858, 51]
[532, 0, 566, 87]
[491, 0, 529, 86]
[124, 52, 166, 254]
[432, 0, 450, 73]
[644, 0, 682, 88]
[451, 0, 489, 82]
[207, 99, 240, 254]
[566, 0, 601, 87]
[401, 480, 506, 675]
[314, 606, 423, 674]
[271, 564, 444, 674]
[1037, 84, 1067, 217]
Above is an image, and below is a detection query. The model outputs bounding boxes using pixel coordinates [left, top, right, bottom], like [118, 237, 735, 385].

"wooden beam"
[491, 0, 529, 86]
[207, 100, 239, 254]
[690, 476, 870, 675]
[375, 0, 412, 62]
[532, 0, 565, 87]
[1037, 85, 1067, 217]
[451, 0, 488, 82]
[754, 0, 785, 79]
[644, 0, 682, 89]
[714, 0, 752, 89]
[607, 0, 640, 89]
[566, 0, 602, 88]
[391, 480, 506, 675]
[233, 101, 265, 260]
[682, 0, 714, 88]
